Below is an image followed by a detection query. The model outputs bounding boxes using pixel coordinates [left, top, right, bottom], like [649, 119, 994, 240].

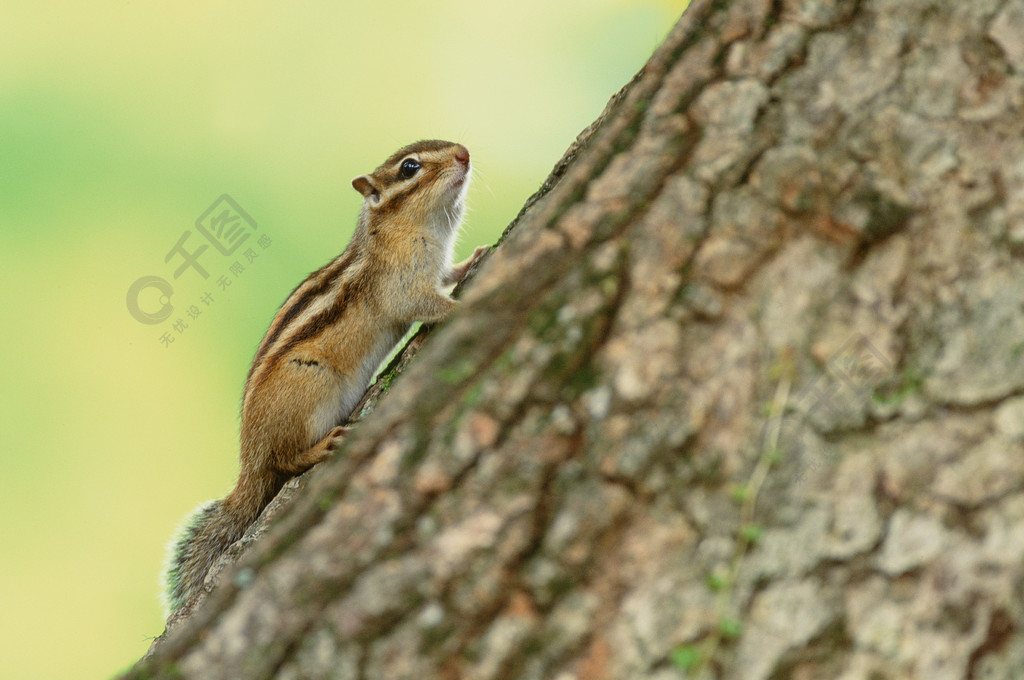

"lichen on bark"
[128, 1, 1024, 678]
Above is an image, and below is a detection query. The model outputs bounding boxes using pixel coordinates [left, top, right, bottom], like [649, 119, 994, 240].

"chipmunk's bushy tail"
[162, 498, 256, 614]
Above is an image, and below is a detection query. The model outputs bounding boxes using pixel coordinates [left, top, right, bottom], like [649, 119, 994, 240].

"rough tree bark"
[127, 0, 1024, 678]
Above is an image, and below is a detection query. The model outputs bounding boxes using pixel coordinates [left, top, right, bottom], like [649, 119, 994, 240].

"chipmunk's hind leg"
[277, 425, 349, 474]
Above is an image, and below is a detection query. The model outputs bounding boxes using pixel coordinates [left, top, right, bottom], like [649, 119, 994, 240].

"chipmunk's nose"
[453, 144, 470, 166]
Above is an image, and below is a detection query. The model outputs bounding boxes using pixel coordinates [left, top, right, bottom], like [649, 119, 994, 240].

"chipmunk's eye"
[398, 158, 420, 179]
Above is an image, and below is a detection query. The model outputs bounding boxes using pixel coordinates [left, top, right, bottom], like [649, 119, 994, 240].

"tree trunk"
[126, 0, 1024, 678]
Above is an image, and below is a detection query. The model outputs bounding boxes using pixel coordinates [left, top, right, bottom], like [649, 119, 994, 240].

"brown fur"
[164, 140, 488, 613]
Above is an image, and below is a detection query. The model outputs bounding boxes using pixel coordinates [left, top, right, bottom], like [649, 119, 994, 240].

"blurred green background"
[0, 2, 680, 678]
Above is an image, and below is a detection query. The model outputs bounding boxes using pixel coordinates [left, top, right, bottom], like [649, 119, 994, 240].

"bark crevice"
[127, 1, 1024, 678]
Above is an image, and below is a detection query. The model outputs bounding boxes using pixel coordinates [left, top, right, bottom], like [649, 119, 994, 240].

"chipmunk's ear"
[352, 175, 381, 205]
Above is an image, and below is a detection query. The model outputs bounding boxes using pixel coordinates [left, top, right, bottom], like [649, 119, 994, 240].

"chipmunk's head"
[352, 140, 471, 236]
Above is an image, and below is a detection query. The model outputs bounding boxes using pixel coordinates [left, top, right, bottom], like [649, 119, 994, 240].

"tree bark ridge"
[128, 0, 1024, 678]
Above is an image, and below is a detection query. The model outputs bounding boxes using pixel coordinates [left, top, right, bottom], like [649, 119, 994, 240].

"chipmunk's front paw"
[446, 245, 491, 285]
[463, 245, 490, 274]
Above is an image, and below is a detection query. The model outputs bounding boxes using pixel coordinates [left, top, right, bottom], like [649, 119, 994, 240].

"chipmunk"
[163, 140, 488, 613]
